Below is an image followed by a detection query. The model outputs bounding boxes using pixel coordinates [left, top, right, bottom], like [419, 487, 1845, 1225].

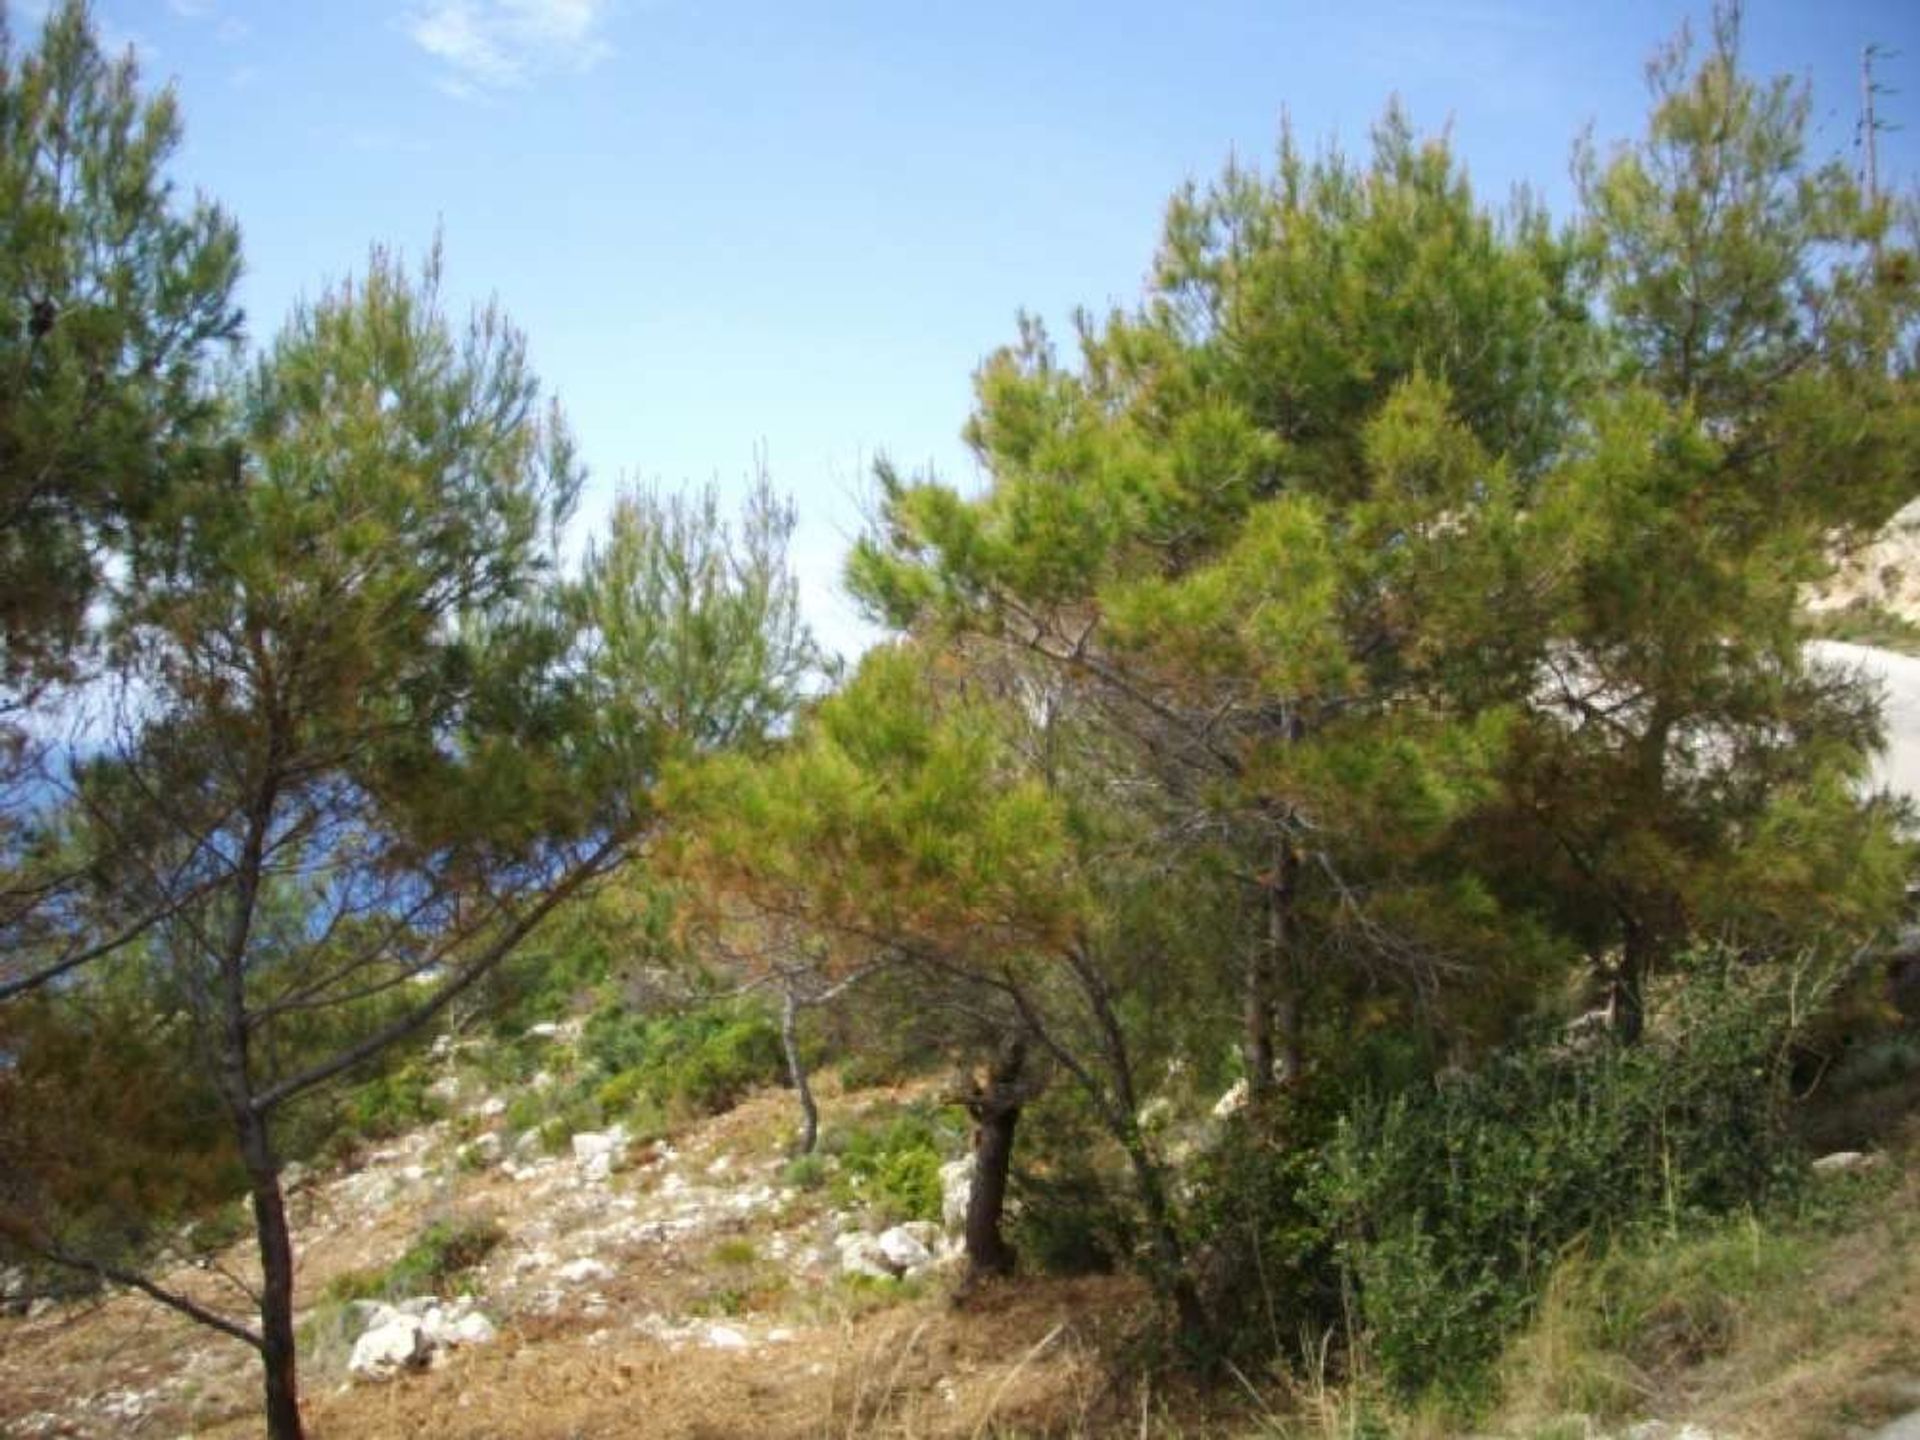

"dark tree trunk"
[963, 1100, 1019, 1280]
[1270, 840, 1302, 1085]
[1614, 919, 1651, 1045]
[1242, 940, 1277, 1100]
[239, 1116, 303, 1440]
[780, 985, 818, 1154]
[1248, 839, 1301, 1098]
[958, 1034, 1033, 1284]
[1118, 1123, 1208, 1341]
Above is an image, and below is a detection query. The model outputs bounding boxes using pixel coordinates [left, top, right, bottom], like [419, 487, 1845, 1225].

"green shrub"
[503, 1090, 549, 1135]
[870, 1147, 941, 1224]
[1007, 1092, 1132, 1276]
[323, 1215, 504, 1304]
[1190, 951, 1823, 1402]
[826, 1106, 955, 1223]
[577, 999, 786, 1121]
[780, 1153, 830, 1190]
[342, 1064, 443, 1141]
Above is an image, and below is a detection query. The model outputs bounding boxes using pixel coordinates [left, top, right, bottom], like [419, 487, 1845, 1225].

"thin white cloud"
[406, 0, 614, 95]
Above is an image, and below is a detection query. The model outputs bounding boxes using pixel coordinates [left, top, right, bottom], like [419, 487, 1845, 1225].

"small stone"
[442, 1312, 497, 1347]
[703, 1323, 750, 1350]
[557, 1257, 614, 1285]
[1811, 1150, 1882, 1175]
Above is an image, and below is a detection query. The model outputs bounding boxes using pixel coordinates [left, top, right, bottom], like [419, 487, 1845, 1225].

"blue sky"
[32, 0, 1920, 658]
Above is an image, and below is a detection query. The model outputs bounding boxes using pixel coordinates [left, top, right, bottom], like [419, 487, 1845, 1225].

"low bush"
[826, 1105, 956, 1223]
[581, 999, 786, 1121]
[1191, 951, 1826, 1404]
[341, 1064, 443, 1142]
[323, 1215, 504, 1304]
[1008, 1093, 1131, 1275]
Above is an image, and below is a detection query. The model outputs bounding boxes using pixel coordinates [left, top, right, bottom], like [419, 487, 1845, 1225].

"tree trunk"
[958, 1034, 1032, 1283]
[1270, 840, 1302, 1085]
[1614, 919, 1650, 1045]
[1118, 1125, 1208, 1342]
[1242, 940, 1277, 1100]
[1247, 839, 1300, 1098]
[963, 1100, 1019, 1280]
[239, 1117, 303, 1440]
[780, 985, 818, 1154]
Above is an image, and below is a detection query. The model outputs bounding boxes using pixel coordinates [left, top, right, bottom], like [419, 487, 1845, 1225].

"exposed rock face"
[1806, 499, 1920, 620]
[939, 1157, 973, 1235]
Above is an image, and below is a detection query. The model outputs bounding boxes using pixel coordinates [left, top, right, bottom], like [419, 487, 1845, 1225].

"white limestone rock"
[348, 1314, 428, 1382]
[571, 1126, 628, 1182]
[557, 1257, 615, 1285]
[876, 1225, 934, 1275]
[834, 1232, 897, 1281]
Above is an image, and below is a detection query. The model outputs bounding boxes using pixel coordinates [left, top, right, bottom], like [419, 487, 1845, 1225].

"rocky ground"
[0, 1026, 1142, 1439]
[2, 1025, 1919, 1438]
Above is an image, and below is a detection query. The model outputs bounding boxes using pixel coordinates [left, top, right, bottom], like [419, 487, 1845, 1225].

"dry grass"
[1487, 1131, 1920, 1440]
[0, 1078, 1176, 1440]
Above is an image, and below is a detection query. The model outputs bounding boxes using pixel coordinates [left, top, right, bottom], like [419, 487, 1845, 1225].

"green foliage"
[323, 1215, 504, 1304]
[341, 1064, 444, 1143]
[1314, 954, 1817, 1400]
[0, 0, 242, 694]
[569, 477, 819, 760]
[779, 1153, 830, 1191]
[580, 999, 786, 1122]
[0, 987, 244, 1265]
[824, 1106, 954, 1224]
[1007, 1095, 1132, 1275]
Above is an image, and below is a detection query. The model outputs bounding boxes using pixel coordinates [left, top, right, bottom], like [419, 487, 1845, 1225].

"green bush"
[502, 1090, 549, 1135]
[780, 1153, 830, 1190]
[323, 1215, 504, 1303]
[342, 1064, 443, 1141]
[577, 999, 786, 1121]
[1191, 952, 1822, 1402]
[827, 1106, 955, 1223]
[1008, 1093, 1131, 1275]
[870, 1147, 942, 1224]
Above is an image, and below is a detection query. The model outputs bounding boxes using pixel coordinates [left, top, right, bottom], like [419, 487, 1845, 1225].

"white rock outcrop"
[876, 1225, 934, 1274]
[834, 1232, 898, 1280]
[571, 1126, 628, 1183]
[939, 1157, 973, 1234]
[349, 1298, 499, 1382]
[348, 1312, 429, 1382]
